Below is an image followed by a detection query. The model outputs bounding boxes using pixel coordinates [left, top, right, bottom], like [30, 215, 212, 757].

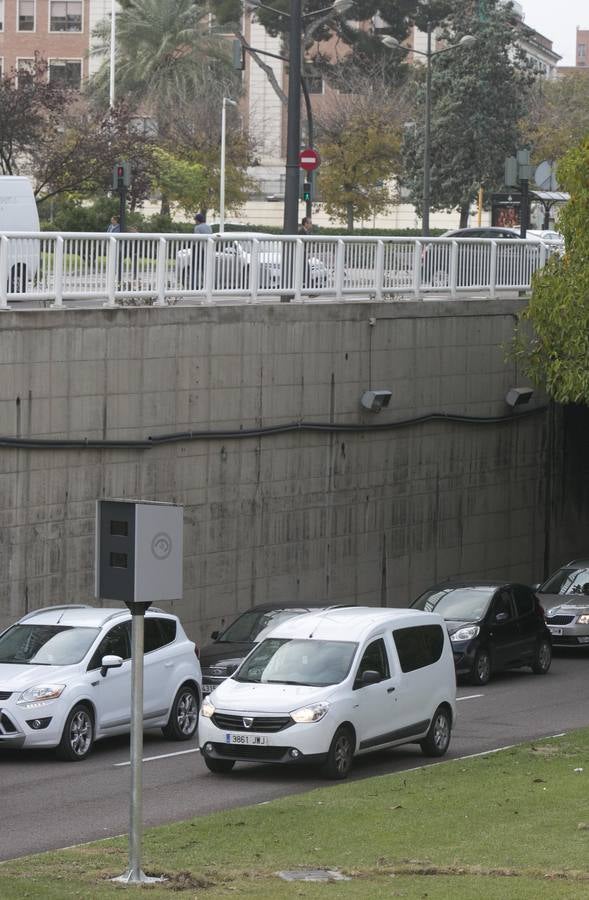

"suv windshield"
[540, 568, 589, 596]
[218, 609, 312, 643]
[0, 624, 100, 666]
[234, 637, 357, 686]
[413, 587, 494, 621]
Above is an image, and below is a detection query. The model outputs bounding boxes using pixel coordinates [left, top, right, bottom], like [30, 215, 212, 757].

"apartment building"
[575, 26, 589, 66]
[0, 0, 111, 84]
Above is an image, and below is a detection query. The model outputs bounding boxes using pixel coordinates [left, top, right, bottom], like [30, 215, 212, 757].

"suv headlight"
[450, 625, 480, 643]
[201, 698, 215, 718]
[17, 684, 66, 706]
[291, 702, 330, 723]
[577, 614, 589, 625]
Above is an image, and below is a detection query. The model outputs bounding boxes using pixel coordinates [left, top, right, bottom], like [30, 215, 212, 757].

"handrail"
[0, 231, 553, 307]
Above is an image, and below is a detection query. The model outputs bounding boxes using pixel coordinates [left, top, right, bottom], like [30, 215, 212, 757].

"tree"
[513, 137, 589, 404]
[525, 73, 589, 165]
[401, 0, 535, 227]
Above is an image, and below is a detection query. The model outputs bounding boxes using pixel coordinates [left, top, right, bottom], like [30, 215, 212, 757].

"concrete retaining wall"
[0, 301, 556, 640]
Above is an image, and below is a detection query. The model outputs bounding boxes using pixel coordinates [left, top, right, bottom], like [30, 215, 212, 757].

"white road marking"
[114, 747, 200, 767]
[457, 694, 483, 701]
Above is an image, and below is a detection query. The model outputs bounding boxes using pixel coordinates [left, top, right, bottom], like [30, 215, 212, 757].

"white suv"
[199, 607, 456, 779]
[0, 605, 201, 760]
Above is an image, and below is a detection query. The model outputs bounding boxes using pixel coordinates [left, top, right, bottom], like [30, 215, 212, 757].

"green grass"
[3, 730, 589, 898]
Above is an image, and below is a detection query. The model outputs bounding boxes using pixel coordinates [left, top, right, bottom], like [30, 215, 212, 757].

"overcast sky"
[519, 0, 586, 66]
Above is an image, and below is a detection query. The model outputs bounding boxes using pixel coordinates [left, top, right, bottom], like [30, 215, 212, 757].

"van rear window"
[393, 625, 444, 673]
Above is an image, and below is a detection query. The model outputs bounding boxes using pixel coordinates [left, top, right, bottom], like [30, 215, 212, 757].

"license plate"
[225, 733, 268, 746]
[548, 627, 563, 636]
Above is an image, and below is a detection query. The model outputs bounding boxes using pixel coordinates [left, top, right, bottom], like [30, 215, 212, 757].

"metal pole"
[128, 609, 144, 880]
[220, 99, 227, 235]
[109, 0, 116, 108]
[283, 0, 302, 234]
[520, 179, 529, 238]
[301, 76, 314, 220]
[422, 21, 432, 237]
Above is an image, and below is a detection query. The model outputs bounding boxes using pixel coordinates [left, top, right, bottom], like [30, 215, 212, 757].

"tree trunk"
[346, 202, 354, 233]
[160, 195, 171, 217]
[459, 201, 470, 228]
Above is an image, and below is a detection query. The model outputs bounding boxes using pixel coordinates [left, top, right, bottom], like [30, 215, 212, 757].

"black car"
[410, 582, 551, 685]
[200, 602, 340, 695]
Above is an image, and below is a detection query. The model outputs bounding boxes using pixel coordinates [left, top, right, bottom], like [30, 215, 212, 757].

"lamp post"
[109, 0, 116, 107]
[246, 0, 352, 234]
[220, 97, 238, 234]
[381, 28, 475, 236]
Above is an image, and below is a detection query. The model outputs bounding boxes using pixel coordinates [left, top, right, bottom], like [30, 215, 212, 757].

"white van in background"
[0, 176, 40, 292]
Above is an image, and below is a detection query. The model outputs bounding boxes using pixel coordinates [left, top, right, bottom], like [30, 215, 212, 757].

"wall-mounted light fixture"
[505, 387, 534, 408]
[360, 390, 392, 413]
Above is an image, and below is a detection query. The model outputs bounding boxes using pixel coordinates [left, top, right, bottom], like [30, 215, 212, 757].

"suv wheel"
[162, 683, 199, 741]
[420, 705, 452, 757]
[322, 726, 354, 780]
[56, 703, 94, 761]
[470, 649, 491, 686]
[531, 638, 552, 675]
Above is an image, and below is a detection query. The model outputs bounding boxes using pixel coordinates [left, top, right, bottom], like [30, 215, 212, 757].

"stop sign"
[299, 148, 320, 171]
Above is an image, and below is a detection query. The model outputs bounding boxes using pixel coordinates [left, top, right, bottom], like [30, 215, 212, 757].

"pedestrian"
[106, 215, 120, 233]
[191, 212, 212, 290]
[297, 217, 313, 236]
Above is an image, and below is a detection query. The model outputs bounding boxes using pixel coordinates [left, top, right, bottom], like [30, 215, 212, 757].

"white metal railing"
[0, 232, 550, 307]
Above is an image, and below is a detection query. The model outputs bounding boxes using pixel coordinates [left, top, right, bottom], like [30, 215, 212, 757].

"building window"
[50, 0, 82, 32]
[16, 58, 36, 85]
[579, 43, 587, 60]
[49, 59, 82, 89]
[304, 74, 324, 95]
[18, 0, 35, 31]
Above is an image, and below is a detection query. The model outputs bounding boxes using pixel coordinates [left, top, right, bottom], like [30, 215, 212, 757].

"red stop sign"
[299, 148, 320, 171]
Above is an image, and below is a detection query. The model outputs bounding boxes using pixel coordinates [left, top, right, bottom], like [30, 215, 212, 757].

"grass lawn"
[2, 729, 589, 898]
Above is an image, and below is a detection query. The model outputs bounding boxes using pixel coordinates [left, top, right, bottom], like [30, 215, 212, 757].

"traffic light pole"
[118, 186, 127, 234]
[283, 0, 302, 235]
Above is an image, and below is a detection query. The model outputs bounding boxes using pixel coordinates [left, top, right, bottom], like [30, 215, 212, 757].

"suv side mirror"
[211, 630, 220, 641]
[495, 612, 509, 623]
[100, 654, 123, 677]
[358, 669, 381, 687]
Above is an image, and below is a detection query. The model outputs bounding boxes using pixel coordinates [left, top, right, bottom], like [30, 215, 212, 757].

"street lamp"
[109, 0, 117, 107]
[381, 29, 475, 236]
[246, 0, 353, 234]
[220, 97, 238, 234]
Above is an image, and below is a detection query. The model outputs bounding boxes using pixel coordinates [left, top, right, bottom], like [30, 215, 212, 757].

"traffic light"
[112, 161, 131, 191]
[232, 39, 245, 71]
[302, 180, 312, 202]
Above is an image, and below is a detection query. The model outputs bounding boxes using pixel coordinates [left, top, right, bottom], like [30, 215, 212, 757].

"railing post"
[154, 237, 167, 306]
[489, 241, 497, 299]
[52, 236, 64, 307]
[335, 239, 345, 298]
[0, 236, 9, 308]
[294, 239, 304, 301]
[449, 241, 458, 299]
[249, 240, 259, 303]
[413, 240, 422, 297]
[374, 240, 384, 301]
[204, 238, 215, 303]
[105, 236, 117, 307]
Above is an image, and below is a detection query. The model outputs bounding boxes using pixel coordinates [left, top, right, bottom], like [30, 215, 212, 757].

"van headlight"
[291, 702, 330, 723]
[17, 684, 66, 706]
[450, 626, 480, 643]
[201, 698, 215, 718]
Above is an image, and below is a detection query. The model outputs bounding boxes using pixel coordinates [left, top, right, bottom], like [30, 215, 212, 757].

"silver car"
[536, 559, 589, 647]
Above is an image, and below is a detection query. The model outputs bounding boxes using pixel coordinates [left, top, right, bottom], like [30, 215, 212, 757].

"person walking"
[106, 215, 121, 233]
[191, 212, 212, 290]
[298, 217, 313, 236]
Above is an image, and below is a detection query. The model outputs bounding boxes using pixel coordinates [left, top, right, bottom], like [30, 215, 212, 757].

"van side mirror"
[211, 630, 220, 641]
[495, 612, 509, 623]
[100, 654, 123, 677]
[358, 669, 381, 687]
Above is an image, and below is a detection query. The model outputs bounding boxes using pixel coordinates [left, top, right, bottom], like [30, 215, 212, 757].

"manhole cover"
[277, 868, 351, 882]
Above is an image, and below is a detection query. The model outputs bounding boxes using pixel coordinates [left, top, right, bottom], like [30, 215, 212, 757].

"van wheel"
[322, 726, 354, 780]
[531, 638, 552, 675]
[420, 706, 451, 757]
[470, 649, 491, 685]
[56, 704, 94, 761]
[203, 755, 235, 774]
[9, 263, 27, 293]
[161, 684, 198, 741]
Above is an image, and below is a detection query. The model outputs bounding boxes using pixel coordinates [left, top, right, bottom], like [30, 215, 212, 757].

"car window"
[393, 625, 444, 673]
[144, 617, 176, 653]
[88, 622, 131, 670]
[540, 567, 589, 595]
[234, 638, 357, 686]
[413, 586, 493, 620]
[354, 638, 390, 685]
[491, 590, 515, 621]
[513, 585, 534, 617]
[218, 608, 311, 643]
[0, 624, 100, 666]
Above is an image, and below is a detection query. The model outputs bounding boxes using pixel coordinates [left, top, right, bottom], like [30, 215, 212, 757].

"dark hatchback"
[410, 582, 552, 685]
[200, 602, 340, 695]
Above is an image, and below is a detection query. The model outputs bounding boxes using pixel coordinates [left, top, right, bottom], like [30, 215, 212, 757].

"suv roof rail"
[19, 604, 92, 623]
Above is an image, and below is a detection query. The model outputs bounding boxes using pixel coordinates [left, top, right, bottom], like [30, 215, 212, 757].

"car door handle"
[387, 687, 395, 693]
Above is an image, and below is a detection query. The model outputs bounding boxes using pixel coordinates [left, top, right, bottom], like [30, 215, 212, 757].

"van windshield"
[234, 638, 357, 687]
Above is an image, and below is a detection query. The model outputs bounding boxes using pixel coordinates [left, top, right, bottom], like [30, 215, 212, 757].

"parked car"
[200, 602, 344, 695]
[0, 604, 201, 760]
[422, 227, 543, 288]
[176, 233, 330, 291]
[410, 582, 551, 685]
[0, 175, 40, 292]
[526, 230, 564, 256]
[536, 559, 589, 647]
[199, 606, 456, 779]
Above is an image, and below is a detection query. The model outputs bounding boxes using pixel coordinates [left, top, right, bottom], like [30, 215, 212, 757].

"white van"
[199, 607, 457, 779]
[0, 176, 40, 291]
